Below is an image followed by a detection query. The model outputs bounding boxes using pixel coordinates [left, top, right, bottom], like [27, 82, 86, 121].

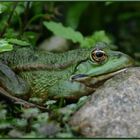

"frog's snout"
[70, 74, 88, 81]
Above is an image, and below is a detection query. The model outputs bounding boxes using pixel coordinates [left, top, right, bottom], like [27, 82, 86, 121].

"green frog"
[0, 42, 134, 105]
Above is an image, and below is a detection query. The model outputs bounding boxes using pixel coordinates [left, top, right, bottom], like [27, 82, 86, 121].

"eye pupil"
[95, 51, 103, 57]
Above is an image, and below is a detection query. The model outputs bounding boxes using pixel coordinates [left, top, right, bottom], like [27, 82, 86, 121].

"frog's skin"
[0, 42, 134, 104]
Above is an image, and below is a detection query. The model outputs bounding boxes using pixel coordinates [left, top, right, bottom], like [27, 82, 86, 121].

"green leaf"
[0, 122, 12, 129]
[22, 108, 40, 119]
[43, 22, 113, 49]
[0, 3, 7, 14]
[8, 38, 30, 46]
[0, 39, 13, 53]
[82, 31, 112, 48]
[13, 118, 27, 128]
[66, 3, 89, 29]
[45, 100, 56, 106]
[37, 112, 49, 123]
[0, 109, 7, 120]
[43, 21, 84, 45]
[23, 31, 38, 46]
[4, 28, 18, 38]
[15, 2, 25, 15]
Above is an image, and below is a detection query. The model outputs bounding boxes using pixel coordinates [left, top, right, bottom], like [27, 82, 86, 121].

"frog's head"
[71, 42, 134, 86]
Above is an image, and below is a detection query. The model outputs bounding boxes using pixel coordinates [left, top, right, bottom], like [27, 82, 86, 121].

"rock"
[8, 129, 23, 138]
[35, 123, 60, 137]
[38, 36, 69, 52]
[69, 67, 140, 138]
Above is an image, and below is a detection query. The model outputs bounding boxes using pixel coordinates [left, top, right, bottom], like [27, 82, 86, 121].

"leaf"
[0, 122, 12, 129]
[37, 112, 49, 123]
[43, 22, 113, 49]
[4, 28, 18, 38]
[22, 108, 40, 119]
[8, 38, 30, 46]
[45, 100, 56, 106]
[0, 109, 7, 120]
[0, 39, 13, 53]
[43, 21, 84, 45]
[15, 2, 25, 15]
[13, 118, 27, 127]
[82, 30, 112, 48]
[66, 2, 89, 29]
[23, 31, 38, 46]
[0, 3, 7, 14]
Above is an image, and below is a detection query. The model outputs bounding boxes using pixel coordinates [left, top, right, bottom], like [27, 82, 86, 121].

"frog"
[0, 42, 134, 105]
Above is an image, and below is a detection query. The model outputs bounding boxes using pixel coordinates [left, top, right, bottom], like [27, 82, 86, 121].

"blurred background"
[0, 1, 140, 62]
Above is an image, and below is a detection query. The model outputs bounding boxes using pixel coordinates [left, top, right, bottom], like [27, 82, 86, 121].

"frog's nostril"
[70, 74, 88, 81]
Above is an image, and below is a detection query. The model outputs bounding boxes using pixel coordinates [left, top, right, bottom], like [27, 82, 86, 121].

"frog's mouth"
[70, 68, 127, 86]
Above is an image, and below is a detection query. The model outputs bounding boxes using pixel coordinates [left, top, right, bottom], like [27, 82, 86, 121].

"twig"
[0, 2, 18, 38]
[0, 87, 47, 111]
[20, 1, 30, 35]
[24, 2, 30, 25]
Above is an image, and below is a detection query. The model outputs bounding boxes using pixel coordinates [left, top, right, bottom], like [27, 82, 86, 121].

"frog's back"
[0, 47, 90, 101]
[0, 47, 90, 67]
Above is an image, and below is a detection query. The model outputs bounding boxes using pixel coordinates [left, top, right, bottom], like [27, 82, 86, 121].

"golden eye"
[90, 49, 107, 63]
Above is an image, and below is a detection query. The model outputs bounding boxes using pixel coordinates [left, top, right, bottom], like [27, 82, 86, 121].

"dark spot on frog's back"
[31, 55, 38, 61]
[0, 58, 8, 65]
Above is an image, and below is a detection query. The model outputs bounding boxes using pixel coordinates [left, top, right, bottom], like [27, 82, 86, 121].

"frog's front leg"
[48, 80, 94, 100]
[0, 62, 30, 98]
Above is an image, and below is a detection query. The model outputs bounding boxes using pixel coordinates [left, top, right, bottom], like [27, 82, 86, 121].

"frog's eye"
[90, 49, 107, 63]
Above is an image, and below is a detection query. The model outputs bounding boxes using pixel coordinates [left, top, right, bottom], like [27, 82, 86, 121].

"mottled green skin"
[0, 47, 92, 102]
[0, 43, 134, 103]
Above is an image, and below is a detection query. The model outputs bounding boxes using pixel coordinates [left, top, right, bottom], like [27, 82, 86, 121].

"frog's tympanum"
[0, 42, 134, 104]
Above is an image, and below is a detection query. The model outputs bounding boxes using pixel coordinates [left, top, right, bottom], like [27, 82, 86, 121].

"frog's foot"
[0, 87, 46, 110]
[0, 62, 30, 97]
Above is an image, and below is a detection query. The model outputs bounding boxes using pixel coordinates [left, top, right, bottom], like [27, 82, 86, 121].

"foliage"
[44, 21, 112, 48]
[65, 2, 89, 29]
[8, 39, 30, 46]
[43, 21, 84, 46]
[0, 39, 13, 53]
[0, 1, 113, 52]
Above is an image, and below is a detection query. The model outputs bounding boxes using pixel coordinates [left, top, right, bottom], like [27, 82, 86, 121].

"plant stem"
[24, 1, 30, 25]
[0, 2, 18, 38]
[20, 1, 30, 35]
